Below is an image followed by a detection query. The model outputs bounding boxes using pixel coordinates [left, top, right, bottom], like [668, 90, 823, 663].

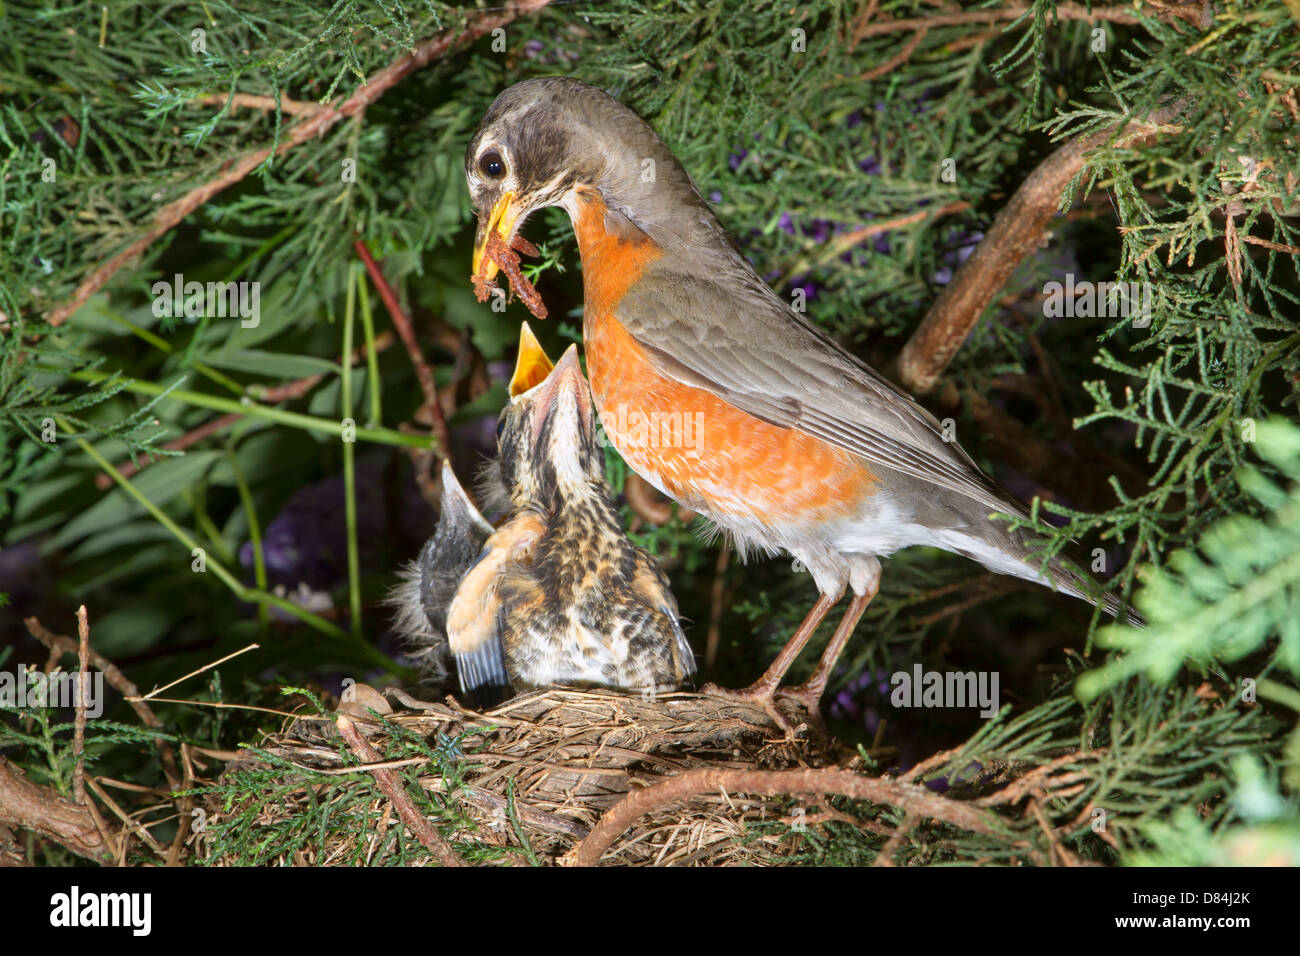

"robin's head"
[497, 322, 603, 510]
[467, 76, 723, 279]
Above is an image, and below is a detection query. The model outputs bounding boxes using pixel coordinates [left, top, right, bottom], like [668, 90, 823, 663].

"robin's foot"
[773, 679, 828, 716]
[701, 681, 806, 737]
[774, 683, 830, 738]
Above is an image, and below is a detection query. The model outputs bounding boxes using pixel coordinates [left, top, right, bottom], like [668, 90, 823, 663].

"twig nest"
[205, 686, 851, 866]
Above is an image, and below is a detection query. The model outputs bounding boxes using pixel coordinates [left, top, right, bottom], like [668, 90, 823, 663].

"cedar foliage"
[1, 0, 1298, 865]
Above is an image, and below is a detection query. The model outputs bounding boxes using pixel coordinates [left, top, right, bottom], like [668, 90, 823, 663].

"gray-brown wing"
[615, 263, 1028, 519]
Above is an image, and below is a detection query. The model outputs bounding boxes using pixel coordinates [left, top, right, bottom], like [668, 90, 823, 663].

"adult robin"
[393, 322, 695, 705]
[466, 77, 1136, 720]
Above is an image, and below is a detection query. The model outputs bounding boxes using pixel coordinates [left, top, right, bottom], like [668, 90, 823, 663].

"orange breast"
[572, 189, 876, 529]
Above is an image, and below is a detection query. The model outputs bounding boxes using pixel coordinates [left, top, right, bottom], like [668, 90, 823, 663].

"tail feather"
[1044, 553, 1145, 626]
[451, 610, 512, 709]
[946, 520, 1144, 626]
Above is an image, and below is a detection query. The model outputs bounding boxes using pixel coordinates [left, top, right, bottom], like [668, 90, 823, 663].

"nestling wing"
[631, 553, 696, 686]
[446, 512, 545, 705]
[615, 264, 1028, 520]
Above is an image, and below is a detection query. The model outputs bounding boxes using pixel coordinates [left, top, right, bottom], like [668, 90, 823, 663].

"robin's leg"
[776, 590, 873, 716]
[778, 556, 881, 717]
[702, 593, 839, 729]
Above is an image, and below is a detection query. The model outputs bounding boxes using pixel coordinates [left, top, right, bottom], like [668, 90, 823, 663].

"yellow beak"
[472, 191, 520, 282]
[509, 320, 555, 398]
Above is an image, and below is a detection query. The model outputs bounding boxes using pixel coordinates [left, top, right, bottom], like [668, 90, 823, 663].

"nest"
[202, 686, 856, 866]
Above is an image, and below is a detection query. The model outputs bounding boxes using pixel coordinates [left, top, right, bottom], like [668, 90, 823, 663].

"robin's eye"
[479, 149, 506, 180]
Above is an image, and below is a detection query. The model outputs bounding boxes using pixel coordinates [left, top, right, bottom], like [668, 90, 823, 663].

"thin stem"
[51, 368, 431, 449]
[342, 265, 363, 641]
[185, 486, 237, 567]
[227, 448, 270, 639]
[356, 264, 383, 429]
[95, 305, 245, 397]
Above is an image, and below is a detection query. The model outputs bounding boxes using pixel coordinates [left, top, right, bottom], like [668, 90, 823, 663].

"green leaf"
[200, 350, 340, 380]
[55, 451, 222, 547]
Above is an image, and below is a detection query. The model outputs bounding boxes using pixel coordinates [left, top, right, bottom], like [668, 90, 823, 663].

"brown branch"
[191, 92, 326, 117]
[45, 0, 557, 328]
[458, 786, 590, 841]
[974, 751, 1099, 807]
[849, 2, 1209, 43]
[83, 775, 165, 855]
[860, 27, 928, 81]
[166, 743, 196, 868]
[563, 766, 1005, 866]
[870, 811, 917, 867]
[1241, 234, 1300, 256]
[353, 238, 450, 457]
[941, 26, 1007, 53]
[900, 743, 963, 783]
[704, 543, 731, 671]
[897, 102, 1186, 393]
[353, 238, 446, 511]
[72, 606, 89, 805]
[335, 715, 464, 867]
[24, 617, 181, 792]
[846, 0, 880, 52]
[95, 413, 243, 491]
[0, 825, 24, 867]
[0, 758, 112, 863]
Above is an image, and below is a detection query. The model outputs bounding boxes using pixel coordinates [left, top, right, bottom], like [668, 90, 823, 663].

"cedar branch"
[897, 102, 1186, 393]
[336, 715, 464, 867]
[563, 766, 1006, 866]
[45, 0, 556, 328]
[24, 617, 181, 791]
[0, 758, 112, 863]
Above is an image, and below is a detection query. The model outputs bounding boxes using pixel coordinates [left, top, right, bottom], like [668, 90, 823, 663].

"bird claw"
[701, 681, 806, 739]
[774, 686, 830, 739]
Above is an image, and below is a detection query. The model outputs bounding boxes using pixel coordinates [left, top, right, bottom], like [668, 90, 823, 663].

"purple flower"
[932, 230, 983, 286]
[239, 453, 432, 590]
[830, 668, 894, 732]
[789, 277, 820, 303]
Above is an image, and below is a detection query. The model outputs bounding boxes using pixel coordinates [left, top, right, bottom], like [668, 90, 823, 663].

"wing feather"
[617, 266, 1026, 519]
